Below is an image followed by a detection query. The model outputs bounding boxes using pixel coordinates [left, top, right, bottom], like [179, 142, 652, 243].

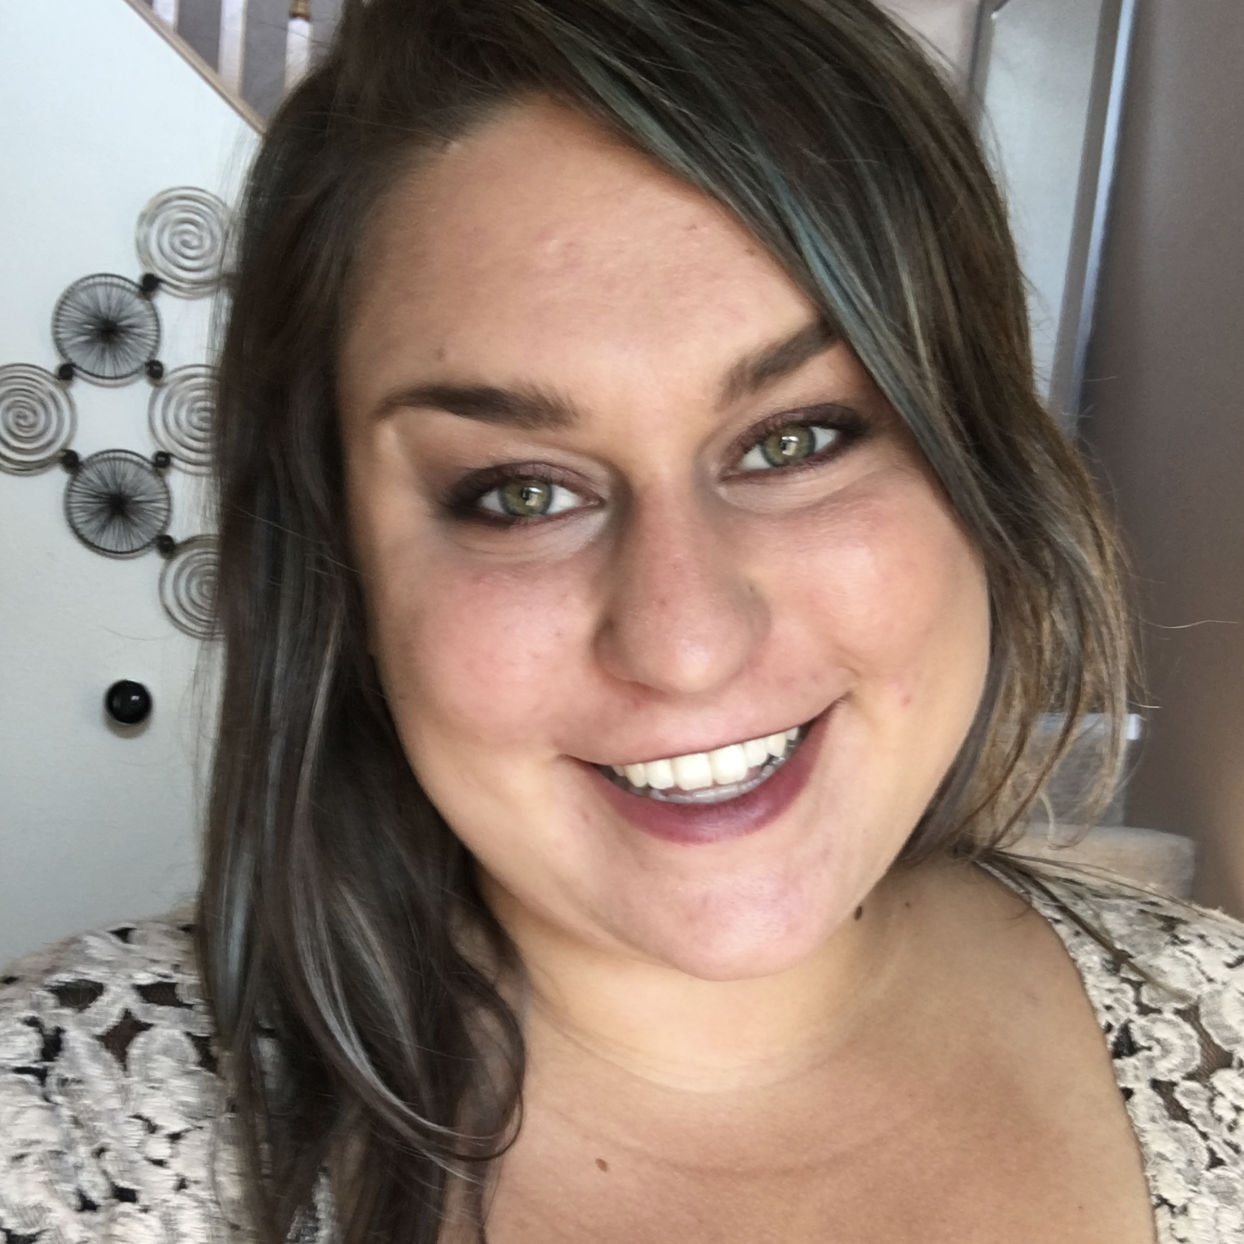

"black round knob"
[105, 680, 152, 726]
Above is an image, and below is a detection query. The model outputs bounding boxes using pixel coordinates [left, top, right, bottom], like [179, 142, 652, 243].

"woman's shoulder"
[994, 860, 1244, 1044]
[0, 909, 214, 1096]
[0, 912, 248, 1242]
[1006, 862, 1244, 998]
[993, 859, 1244, 1238]
[3, 908, 201, 1005]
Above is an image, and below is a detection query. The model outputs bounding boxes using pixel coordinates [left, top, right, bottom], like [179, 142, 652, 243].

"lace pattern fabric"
[0, 913, 251, 1243]
[1, 871, 1242, 1242]
[992, 868, 1244, 1242]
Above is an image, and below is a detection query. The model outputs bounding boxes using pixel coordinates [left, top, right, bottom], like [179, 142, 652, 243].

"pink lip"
[584, 704, 835, 845]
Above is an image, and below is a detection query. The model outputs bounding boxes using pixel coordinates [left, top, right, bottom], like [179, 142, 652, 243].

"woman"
[2, 0, 1241, 1241]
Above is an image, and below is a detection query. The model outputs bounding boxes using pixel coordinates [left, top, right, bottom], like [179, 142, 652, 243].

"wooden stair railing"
[127, 0, 339, 125]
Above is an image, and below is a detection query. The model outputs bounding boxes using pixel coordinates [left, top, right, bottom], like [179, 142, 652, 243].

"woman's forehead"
[341, 99, 820, 412]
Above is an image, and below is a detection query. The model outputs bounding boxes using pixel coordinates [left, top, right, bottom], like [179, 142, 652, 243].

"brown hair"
[200, 1, 1130, 1240]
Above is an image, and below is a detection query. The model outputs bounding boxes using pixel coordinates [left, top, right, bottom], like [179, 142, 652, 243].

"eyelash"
[443, 463, 587, 526]
[726, 405, 865, 478]
[445, 405, 865, 527]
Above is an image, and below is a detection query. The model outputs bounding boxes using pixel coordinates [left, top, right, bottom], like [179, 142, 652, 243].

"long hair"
[200, 1, 1131, 1240]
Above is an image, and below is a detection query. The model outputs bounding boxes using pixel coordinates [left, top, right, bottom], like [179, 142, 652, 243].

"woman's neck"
[491, 861, 948, 1094]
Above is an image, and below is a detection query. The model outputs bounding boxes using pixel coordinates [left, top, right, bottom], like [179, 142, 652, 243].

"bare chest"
[477, 868, 1163, 1244]
[481, 1040, 1156, 1244]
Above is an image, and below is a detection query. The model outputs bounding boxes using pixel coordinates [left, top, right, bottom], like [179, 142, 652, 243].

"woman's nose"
[592, 490, 769, 697]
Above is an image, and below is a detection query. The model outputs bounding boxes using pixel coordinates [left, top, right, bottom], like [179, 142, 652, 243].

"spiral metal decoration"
[52, 275, 160, 382]
[159, 536, 219, 639]
[64, 449, 171, 557]
[136, 187, 231, 297]
[0, 364, 77, 474]
[148, 365, 214, 471]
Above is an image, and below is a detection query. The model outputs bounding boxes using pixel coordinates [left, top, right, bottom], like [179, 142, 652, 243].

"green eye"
[499, 478, 554, 516]
[760, 425, 816, 467]
[739, 422, 841, 472]
[474, 476, 583, 521]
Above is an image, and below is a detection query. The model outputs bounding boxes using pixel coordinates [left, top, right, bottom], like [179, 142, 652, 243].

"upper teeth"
[611, 727, 800, 791]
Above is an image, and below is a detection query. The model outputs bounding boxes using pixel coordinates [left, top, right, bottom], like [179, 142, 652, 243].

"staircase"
[131, 0, 343, 122]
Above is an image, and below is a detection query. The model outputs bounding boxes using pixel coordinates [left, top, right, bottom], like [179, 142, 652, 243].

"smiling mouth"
[596, 724, 809, 805]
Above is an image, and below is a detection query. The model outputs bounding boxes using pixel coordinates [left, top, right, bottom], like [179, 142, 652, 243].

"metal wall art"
[52, 274, 162, 383]
[0, 364, 77, 473]
[0, 186, 228, 638]
[159, 536, 219, 640]
[63, 449, 173, 557]
[136, 187, 231, 298]
[149, 365, 214, 472]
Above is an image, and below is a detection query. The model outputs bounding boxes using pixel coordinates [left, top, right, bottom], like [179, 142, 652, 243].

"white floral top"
[1, 870, 1242, 1243]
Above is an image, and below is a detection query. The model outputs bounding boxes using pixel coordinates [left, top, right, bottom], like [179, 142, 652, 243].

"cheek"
[369, 549, 593, 756]
[773, 478, 989, 709]
[348, 433, 595, 760]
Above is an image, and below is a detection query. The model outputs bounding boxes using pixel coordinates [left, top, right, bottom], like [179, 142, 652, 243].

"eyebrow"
[719, 318, 837, 406]
[374, 319, 837, 430]
[375, 382, 580, 430]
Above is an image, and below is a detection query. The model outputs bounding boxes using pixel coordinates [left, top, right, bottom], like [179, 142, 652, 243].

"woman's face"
[339, 101, 991, 981]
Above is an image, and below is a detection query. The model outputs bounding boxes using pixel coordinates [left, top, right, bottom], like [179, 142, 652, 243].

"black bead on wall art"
[0, 186, 228, 641]
[105, 679, 153, 727]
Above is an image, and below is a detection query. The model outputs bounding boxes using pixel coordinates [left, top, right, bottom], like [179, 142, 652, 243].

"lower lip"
[586, 706, 834, 846]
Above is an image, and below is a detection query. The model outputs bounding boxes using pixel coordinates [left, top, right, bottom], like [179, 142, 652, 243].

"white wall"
[881, 0, 980, 88]
[886, 0, 1125, 420]
[0, 0, 257, 964]
[976, 0, 1111, 410]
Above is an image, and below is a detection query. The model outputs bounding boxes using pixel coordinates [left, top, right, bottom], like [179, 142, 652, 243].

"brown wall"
[1082, 0, 1244, 914]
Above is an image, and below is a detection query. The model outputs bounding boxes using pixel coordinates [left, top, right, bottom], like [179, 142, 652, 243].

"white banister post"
[285, 0, 312, 90]
[218, 0, 249, 95]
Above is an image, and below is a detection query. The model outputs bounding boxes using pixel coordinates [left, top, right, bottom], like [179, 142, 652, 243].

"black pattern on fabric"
[1, 874, 1242, 1241]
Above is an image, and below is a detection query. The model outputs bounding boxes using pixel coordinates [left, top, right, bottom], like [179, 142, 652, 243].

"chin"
[612, 864, 866, 982]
